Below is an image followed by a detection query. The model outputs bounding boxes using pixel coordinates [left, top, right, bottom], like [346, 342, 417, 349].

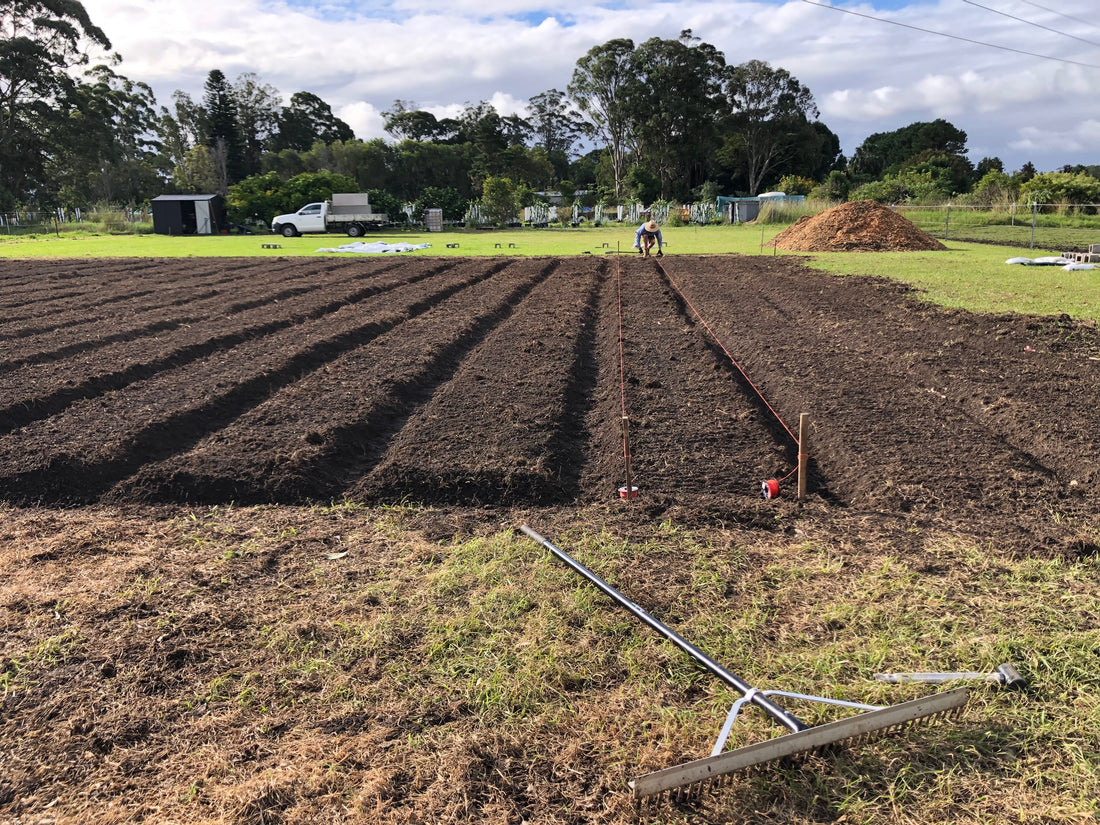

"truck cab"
[270, 203, 325, 237]
[271, 194, 387, 237]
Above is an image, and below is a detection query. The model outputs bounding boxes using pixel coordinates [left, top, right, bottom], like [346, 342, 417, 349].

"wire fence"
[892, 203, 1100, 252]
[0, 207, 150, 234]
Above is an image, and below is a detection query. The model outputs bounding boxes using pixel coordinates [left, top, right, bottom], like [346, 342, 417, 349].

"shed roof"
[151, 194, 223, 202]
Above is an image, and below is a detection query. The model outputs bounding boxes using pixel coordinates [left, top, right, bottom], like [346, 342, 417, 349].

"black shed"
[151, 194, 227, 235]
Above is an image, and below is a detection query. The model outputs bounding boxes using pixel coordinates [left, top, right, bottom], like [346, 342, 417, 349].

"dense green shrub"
[810, 170, 850, 202]
[956, 170, 1017, 206]
[227, 170, 359, 223]
[776, 175, 815, 196]
[480, 176, 520, 226]
[1020, 172, 1100, 208]
[851, 170, 951, 204]
[414, 186, 468, 222]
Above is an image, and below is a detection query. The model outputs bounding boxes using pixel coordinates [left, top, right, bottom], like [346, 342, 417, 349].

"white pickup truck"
[270, 193, 389, 237]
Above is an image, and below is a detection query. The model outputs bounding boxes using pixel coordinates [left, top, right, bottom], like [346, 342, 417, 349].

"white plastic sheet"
[1004, 256, 1073, 266]
[317, 241, 431, 254]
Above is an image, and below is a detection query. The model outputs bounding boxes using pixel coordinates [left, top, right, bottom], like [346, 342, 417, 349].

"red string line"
[617, 250, 628, 421]
[658, 262, 799, 446]
[616, 251, 633, 472]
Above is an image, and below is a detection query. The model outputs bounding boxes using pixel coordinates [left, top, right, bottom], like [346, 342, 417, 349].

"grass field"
[2, 223, 778, 258]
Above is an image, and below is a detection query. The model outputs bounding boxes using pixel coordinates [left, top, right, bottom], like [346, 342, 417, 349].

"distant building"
[151, 195, 227, 235]
[717, 193, 805, 223]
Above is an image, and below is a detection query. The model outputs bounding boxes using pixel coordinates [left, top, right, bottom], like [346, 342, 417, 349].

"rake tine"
[630, 688, 968, 799]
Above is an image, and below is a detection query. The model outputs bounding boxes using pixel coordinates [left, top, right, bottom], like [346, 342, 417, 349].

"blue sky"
[81, 0, 1100, 177]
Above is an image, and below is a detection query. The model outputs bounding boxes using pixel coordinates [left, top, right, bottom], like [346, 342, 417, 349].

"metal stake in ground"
[876, 663, 1026, 689]
[519, 525, 969, 804]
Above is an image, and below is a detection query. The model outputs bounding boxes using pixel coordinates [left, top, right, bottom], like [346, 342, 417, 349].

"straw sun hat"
[644, 220, 658, 232]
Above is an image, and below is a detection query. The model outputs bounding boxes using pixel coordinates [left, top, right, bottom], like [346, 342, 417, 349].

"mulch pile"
[772, 199, 948, 252]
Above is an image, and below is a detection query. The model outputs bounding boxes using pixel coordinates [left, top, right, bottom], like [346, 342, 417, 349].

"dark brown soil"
[1, 254, 1096, 552]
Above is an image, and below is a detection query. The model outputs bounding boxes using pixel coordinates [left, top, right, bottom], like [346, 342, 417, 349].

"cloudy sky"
[79, 0, 1100, 175]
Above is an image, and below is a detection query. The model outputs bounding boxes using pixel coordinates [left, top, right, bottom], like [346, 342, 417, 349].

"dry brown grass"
[1, 501, 1098, 824]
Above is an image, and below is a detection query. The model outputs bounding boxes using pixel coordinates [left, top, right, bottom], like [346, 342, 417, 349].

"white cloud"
[1012, 119, 1100, 160]
[822, 87, 907, 121]
[337, 102, 385, 141]
[79, 0, 1100, 171]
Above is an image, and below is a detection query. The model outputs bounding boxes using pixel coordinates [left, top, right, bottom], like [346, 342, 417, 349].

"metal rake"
[519, 525, 969, 805]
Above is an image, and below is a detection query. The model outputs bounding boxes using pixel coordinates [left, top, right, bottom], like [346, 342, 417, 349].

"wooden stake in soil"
[797, 413, 810, 500]
[622, 415, 635, 501]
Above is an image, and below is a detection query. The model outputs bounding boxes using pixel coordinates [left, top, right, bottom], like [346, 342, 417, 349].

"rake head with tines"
[520, 525, 969, 805]
[629, 686, 967, 803]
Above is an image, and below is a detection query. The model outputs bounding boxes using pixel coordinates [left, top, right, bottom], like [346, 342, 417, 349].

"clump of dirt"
[772, 200, 947, 252]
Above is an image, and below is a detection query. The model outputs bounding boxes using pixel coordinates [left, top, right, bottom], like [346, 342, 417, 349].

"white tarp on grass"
[317, 241, 432, 254]
[1006, 256, 1096, 270]
[1005, 256, 1073, 265]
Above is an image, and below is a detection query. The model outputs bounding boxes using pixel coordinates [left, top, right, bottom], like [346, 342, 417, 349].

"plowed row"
[2, 255, 1098, 551]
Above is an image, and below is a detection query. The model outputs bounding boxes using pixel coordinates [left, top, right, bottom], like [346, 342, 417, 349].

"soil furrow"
[608, 257, 786, 503]
[0, 318, 198, 371]
[0, 258, 391, 353]
[0, 260, 509, 503]
[113, 260, 553, 504]
[358, 257, 606, 504]
[0, 258, 164, 298]
[0, 260, 465, 434]
[0, 258, 273, 320]
[0, 254, 1095, 556]
[666, 255, 1095, 541]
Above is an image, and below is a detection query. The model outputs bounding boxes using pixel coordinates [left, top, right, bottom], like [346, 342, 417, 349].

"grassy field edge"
[3, 224, 1097, 322]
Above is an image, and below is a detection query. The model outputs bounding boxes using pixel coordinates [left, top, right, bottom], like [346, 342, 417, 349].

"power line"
[961, 0, 1100, 49]
[799, 0, 1100, 69]
[1016, 0, 1100, 34]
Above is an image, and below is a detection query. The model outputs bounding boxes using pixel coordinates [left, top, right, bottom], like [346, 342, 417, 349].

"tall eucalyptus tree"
[626, 30, 726, 200]
[0, 0, 112, 205]
[568, 38, 636, 200]
[721, 59, 819, 196]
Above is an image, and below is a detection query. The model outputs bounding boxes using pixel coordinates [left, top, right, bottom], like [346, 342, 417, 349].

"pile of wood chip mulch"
[772, 199, 948, 252]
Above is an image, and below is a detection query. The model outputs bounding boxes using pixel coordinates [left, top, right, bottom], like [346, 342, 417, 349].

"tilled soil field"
[2, 254, 1099, 824]
[1, 254, 1097, 549]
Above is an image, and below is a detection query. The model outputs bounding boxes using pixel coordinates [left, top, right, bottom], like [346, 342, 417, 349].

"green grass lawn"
[3, 223, 1096, 322]
[0, 224, 763, 258]
[792, 246, 1100, 320]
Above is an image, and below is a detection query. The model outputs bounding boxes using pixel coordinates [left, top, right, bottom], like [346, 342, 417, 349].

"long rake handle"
[520, 525, 807, 734]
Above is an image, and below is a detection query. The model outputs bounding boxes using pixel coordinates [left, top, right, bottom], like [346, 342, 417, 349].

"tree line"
[3, 2, 1099, 224]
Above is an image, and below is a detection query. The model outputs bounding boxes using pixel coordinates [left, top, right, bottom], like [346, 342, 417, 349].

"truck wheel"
[346, 223, 364, 238]
[281, 224, 298, 238]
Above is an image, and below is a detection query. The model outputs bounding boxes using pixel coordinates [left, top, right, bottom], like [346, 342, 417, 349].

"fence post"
[945, 204, 950, 240]
[1030, 202, 1037, 250]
